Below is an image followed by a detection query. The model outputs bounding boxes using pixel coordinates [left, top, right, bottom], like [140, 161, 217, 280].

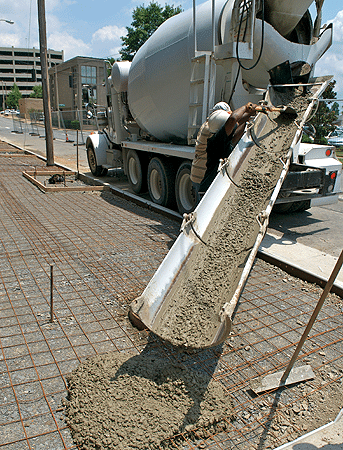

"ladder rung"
[190, 78, 204, 85]
[191, 53, 210, 62]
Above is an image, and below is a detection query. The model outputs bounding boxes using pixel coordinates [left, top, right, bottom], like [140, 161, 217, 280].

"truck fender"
[85, 132, 109, 167]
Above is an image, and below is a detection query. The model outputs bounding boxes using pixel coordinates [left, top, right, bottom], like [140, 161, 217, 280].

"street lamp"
[0, 19, 14, 110]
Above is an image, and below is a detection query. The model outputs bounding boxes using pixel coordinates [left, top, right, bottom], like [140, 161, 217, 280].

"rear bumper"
[275, 163, 340, 204]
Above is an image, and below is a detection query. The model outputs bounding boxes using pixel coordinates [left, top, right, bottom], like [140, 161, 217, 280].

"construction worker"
[190, 101, 258, 203]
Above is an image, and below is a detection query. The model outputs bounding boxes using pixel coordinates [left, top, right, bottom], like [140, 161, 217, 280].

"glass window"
[14, 51, 33, 57]
[81, 65, 97, 86]
[81, 86, 97, 106]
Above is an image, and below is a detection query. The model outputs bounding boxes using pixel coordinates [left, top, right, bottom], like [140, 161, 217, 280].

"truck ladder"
[187, 52, 216, 145]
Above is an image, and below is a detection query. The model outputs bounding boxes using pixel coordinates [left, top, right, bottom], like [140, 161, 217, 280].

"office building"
[0, 46, 64, 109]
[48, 56, 107, 112]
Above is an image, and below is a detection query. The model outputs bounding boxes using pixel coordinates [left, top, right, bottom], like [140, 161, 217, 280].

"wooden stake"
[281, 248, 343, 384]
[50, 264, 54, 323]
[76, 129, 79, 176]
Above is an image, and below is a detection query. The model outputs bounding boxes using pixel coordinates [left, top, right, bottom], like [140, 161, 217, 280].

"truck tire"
[87, 144, 107, 176]
[273, 200, 311, 214]
[293, 200, 311, 212]
[147, 157, 176, 208]
[175, 161, 196, 214]
[127, 149, 147, 194]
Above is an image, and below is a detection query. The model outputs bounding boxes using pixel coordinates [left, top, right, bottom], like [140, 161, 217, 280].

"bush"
[64, 119, 79, 130]
[301, 134, 312, 144]
[71, 120, 80, 130]
[314, 136, 328, 145]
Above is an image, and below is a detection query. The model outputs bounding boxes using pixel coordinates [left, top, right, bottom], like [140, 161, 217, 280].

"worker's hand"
[246, 102, 257, 115]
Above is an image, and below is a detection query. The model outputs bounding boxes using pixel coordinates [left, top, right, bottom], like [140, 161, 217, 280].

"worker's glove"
[246, 102, 259, 114]
[258, 105, 269, 114]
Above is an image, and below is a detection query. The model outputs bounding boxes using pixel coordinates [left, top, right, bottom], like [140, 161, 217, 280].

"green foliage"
[307, 80, 339, 144]
[120, 2, 182, 61]
[29, 85, 43, 98]
[315, 136, 329, 145]
[301, 133, 313, 144]
[331, 101, 340, 116]
[106, 57, 117, 77]
[6, 83, 22, 109]
[71, 120, 80, 130]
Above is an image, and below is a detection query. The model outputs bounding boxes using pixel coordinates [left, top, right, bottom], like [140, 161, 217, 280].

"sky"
[0, 0, 342, 101]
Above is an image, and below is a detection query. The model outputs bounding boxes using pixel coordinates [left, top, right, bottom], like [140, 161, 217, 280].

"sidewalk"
[259, 231, 343, 297]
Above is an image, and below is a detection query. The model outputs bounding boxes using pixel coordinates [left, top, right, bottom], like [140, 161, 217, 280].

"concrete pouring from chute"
[130, 78, 332, 349]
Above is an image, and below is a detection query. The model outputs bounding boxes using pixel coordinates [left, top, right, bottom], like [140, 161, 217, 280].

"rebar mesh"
[0, 143, 342, 449]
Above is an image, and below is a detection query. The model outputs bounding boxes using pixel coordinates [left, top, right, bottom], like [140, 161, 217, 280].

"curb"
[257, 249, 343, 298]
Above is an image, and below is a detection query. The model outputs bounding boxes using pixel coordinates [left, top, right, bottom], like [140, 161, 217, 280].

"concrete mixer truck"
[85, 0, 341, 214]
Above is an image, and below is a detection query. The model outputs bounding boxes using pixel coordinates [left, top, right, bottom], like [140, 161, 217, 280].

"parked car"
[327, 128, 343, 147]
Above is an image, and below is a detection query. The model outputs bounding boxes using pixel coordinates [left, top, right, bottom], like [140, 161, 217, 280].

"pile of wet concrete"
[64, 350, 234, 449]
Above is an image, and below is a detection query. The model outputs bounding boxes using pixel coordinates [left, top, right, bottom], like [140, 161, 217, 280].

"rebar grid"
[0, 148, 342, 449]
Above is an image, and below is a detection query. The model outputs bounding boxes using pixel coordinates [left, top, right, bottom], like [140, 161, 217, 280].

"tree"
[29, 85, 43, 98]
[304, 80, 339, 144]
[331, 101, 340, 116]
[6, 83, 22, 109]
[105, 57, 117, 77]
[120, 2, 182, 61]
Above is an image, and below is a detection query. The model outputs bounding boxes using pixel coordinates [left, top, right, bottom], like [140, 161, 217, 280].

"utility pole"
[37, 0, 54, 165]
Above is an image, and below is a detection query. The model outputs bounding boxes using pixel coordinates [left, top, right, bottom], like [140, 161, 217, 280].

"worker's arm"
[224, 102, 257, 136]
[231, 122, 247, 146]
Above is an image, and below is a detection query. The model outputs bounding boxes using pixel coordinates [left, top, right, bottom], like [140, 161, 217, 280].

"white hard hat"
[210, 102, 231, 113]
[207, 110, 230, 133]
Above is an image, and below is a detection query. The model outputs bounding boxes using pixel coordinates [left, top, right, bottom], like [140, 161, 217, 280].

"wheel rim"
[88, 148, 97, 172]
[179, 172, 195, 211]
[150, 168, 162, 201]
[128, 157, 139, 185]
